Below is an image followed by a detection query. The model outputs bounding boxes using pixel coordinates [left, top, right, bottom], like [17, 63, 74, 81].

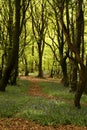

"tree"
[47, 0, 69, 86]
[68, 1, 78, 92]
[30, 0, 47, 77]
[11, 0, 31, 84]
[59, 0, 86, 108]
[0, 0, 21, 91]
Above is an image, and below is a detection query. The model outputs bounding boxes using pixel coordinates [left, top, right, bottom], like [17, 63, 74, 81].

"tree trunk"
[60, 58, 69, 86]
[8, 0, 13, 47]
[9, 57, 18, 85]
[49, 60, 55, 78]
[38, 57, 43, 77]
[0, 69, 2, 80]
[31, 43, 34, 73]
[69, 5, 77, 92]
[24, 55, 29, 76]
[0, 0, 21, 91]
[84, 56, 87, 94]
[38, 43, 43, 77]
[74, 68, 86, 108]
[56, 3, 68, 87]
[31, 0, 45, 77]
[69, 60, 78, 92]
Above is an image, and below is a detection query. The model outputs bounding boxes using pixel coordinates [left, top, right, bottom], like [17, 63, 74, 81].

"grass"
[39, 81, 87, 104]
[0, 79, 87, 126]
[0, 79, 30, 118]
[38, 82, 74, 100]
[16, 98, 87, 126]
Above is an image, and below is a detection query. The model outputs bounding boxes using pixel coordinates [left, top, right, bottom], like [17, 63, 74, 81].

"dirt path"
[24, 76, 73, 104]
[26, 76, 87, 106]
[28, 77, 56, 99]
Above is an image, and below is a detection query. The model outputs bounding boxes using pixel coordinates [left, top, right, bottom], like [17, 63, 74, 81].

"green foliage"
[0, 79, 87, 126]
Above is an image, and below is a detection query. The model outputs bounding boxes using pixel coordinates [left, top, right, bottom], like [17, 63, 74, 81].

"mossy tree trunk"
[0, 0, 21, 91]
[9, 57, 18, 85]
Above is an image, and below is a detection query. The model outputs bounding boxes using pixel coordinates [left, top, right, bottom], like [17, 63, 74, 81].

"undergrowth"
[0, 79, 87, 126]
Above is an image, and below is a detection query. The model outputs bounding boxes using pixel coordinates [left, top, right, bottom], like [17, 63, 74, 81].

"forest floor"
[0, 76, 87, 130]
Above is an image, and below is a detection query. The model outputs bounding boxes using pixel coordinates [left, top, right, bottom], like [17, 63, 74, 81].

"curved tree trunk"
[59, 0, 85, 108]
[60, 19, 85, 108]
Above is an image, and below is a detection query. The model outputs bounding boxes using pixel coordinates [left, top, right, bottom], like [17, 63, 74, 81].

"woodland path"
[27, 76, 59, 99]
[0, 76, 87, 130]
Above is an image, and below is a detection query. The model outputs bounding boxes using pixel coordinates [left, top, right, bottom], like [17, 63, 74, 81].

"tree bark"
[74, 68, 86, 108]
[9, 57, 18, 85]
[37, 42, 43, 78]
[60, 57, 68, 86]
[31, 43, 34, 73]
[24, 54, 29, 76]
[0, 0, 21, 91]
[69, 5, 78, 92]
[0, 69, 2, 80]
[69, 60, 78, 92]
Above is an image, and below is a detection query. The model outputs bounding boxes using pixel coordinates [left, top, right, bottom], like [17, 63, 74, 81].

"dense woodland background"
[0, 0, 87, 108]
